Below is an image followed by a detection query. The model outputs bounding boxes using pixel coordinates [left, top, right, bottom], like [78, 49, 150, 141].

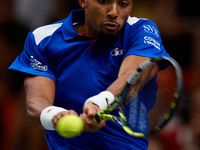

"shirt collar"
[62, 9, 86, 40]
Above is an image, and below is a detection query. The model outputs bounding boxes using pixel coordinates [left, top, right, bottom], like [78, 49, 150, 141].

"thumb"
[83, 102, 99, 119]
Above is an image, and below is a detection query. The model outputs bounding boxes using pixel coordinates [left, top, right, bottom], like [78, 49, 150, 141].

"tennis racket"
[95, 56, 183, 137]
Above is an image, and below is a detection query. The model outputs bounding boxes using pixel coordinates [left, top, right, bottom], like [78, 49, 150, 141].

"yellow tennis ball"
[56, 115, 84, 138]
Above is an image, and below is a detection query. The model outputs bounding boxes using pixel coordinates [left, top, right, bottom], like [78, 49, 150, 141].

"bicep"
[24, 76, 56, 105]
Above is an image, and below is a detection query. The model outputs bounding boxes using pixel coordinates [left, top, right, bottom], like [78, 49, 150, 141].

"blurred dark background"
[0, 0, 199, 149]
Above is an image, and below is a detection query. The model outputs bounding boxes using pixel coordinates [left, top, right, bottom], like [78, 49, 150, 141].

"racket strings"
[127, 78, 157, 133]
[148, 66, 177, 133]
[127, 65, 178, 134]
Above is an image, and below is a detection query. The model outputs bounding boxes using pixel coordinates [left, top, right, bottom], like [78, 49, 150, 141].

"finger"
[82, 115, 106, 132]
[86, 120, 106, 132]
[66, 110, 78, 116]
[87, 107, 100, 120]
[53, 110, 78, 129]
[80, 113, 86, 120]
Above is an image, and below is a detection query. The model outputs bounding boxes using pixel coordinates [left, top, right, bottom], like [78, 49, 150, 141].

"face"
[79, 0, 133, 41]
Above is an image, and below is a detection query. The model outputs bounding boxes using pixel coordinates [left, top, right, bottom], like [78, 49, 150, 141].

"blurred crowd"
[0, 0, 199, 149]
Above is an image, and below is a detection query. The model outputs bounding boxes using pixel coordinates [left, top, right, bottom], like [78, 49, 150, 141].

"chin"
[97, 30, 120, 43]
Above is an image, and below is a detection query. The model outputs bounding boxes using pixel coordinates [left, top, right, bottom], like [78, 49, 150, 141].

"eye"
[120, 2, 128, 7]
[99, 0, 108, 3]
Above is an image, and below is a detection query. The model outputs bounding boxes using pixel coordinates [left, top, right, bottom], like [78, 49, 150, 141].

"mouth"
[102, 22, 120, 31]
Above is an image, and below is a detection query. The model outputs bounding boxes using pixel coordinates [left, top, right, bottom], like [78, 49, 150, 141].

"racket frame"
[95, 56, 183, 137]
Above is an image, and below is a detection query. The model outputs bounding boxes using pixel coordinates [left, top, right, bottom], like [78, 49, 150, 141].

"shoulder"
[127, 16, 156, 25]
[127, 16, 141, 25]
[126, 16, 158, 31]
[31, 21, 64, 45]
[124, 16, 160, 39]
[121, 16, 168, 58]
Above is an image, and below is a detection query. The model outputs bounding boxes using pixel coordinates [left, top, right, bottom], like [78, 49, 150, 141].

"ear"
[78, 0, 87, 9]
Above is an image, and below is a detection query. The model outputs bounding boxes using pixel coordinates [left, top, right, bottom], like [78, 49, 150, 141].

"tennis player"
[9, 0, 170, 149]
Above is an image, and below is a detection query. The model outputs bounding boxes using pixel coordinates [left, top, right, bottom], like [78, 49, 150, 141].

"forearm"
[24, 76, 56, 129]
[85, 56, 159, 108]
[26, 96, 53, 129]
[107, 58, 159, 99]
[106, 71, 131, 97]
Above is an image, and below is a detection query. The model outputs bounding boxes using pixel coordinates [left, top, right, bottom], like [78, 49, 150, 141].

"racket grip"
[94, 113, 102, 122]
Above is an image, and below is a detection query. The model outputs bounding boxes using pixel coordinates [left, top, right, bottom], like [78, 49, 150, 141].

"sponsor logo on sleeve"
[143, 25, 159, 38]
[30, 56, 48, 71]
[144, 36, 161, 50]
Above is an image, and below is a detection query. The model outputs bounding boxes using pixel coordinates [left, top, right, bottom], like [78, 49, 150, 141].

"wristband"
[84, 91, 115, 109]
[40, 106, 68, 130]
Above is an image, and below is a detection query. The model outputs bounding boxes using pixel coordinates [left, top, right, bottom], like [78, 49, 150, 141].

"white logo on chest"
[111, 48, 124, 56]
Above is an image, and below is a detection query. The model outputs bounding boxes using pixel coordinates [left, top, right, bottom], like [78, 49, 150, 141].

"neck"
[74, 23, 96, 37]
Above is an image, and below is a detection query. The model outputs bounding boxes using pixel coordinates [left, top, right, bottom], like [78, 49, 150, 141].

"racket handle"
[94, 113, 102, 122]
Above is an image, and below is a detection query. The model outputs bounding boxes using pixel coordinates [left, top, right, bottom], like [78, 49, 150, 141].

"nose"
[107, 3, 118, 19]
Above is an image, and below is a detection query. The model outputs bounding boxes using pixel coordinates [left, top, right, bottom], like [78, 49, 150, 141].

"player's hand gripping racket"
[95, 56, 183, 137]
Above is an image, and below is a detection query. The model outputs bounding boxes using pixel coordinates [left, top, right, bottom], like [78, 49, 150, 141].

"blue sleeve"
[8, 32, 56, 82]
[124, 17, 170, 58]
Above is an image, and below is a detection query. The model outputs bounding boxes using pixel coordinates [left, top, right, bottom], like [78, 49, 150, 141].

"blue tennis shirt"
[9, 9, 169, 150]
